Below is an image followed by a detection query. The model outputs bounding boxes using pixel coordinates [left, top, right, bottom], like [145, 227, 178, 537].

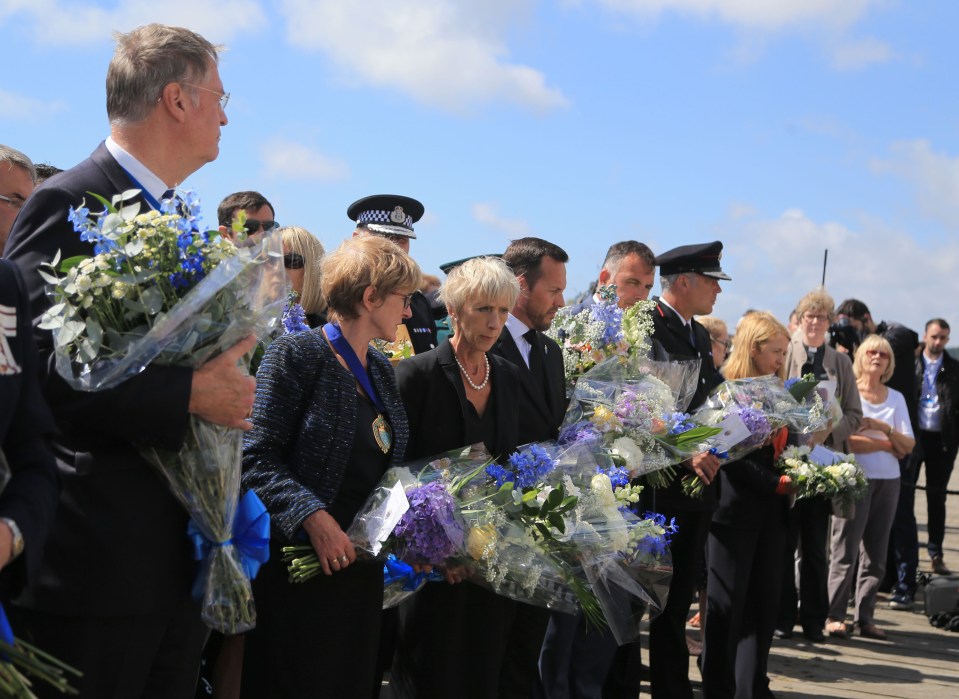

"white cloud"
[2, 0, 265, 44]
[261, 137, 350, 181]
[472, 203, 531, 237]
[279, 0, 568, 114]
[830, 36, 893, 70]
[871, 140, 959, 230]
[715, 207, 959, 333]
[586, 0, 879, 31]
[0, 88, 64, 120]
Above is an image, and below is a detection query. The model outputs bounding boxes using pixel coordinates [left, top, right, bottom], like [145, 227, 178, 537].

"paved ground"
[680, 461, 959, 698]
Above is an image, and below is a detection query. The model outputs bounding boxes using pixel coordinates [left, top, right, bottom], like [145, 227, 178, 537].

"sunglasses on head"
[244, 218, 279, 234]
[284, 253, 305, 269]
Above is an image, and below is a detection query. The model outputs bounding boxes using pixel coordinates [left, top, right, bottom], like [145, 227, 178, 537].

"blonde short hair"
[281, 226, 326, 315]
[696, 315, 727, 339]
[795, 288, 835, 323]
[722, 311, 789, 381]
[853, 334, 895, 383]
[321, 236, 421, 322]
[440, 257, 520, 315]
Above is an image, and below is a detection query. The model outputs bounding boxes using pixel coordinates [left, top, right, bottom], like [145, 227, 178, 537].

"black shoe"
[802, 626, 826, 643]
[932, 555, 952, 575]
[772, 627, 792, 640]
[889, 593, 914, 610]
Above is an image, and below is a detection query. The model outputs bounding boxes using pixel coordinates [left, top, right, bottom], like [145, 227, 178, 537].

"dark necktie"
[524, 329, 545, 388]
[688, 322, 697, 348]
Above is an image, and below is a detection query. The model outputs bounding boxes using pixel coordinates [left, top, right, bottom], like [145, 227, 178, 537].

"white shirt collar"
[506, 313, 532, 343]
[105, 137, 169, 206]
[658, 296, 691, 325]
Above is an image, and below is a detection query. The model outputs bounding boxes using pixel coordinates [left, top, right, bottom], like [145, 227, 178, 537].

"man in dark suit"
[491, 237, 568, 698]
[350, 194, 439, 355]
[493, 237, 568, 443]
[647, 242, 728, 699]
[3, 24, 256, 698]
[0, 260, 59, 600]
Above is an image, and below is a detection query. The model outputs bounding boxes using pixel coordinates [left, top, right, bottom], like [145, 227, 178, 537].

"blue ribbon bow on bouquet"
[187, 489, 271, 599]
[383, 554, 443, 592]
[0, 603, 15, 659]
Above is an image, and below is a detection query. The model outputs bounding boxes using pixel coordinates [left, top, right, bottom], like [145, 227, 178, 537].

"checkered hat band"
[357, 209, 413, 228]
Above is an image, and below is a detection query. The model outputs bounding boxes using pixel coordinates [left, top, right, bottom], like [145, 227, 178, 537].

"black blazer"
[649, 298, 724, 512]
[0, 261, 59, 598]
[711, 444, 789, 529]
[916, 351, 959, 454]
[395, 340, 520, 460]
[3, 143, 198, 616]
[491, 326, 566, 443]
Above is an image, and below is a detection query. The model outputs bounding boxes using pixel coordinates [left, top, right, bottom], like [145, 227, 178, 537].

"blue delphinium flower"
[282, 298, 310, 334]
[393, 481, 464, 565]
[667, 412, 695, 435]
[589, 298, 624, 346]
[507, 444, 556, 489]
[599, 465, 630, 489]
[636, 511, 679, 557]
[784, 377, 799, 390]
[558, 421, 601, 446]
[67, 205, 91, 232]
[485, 462, 512, 488]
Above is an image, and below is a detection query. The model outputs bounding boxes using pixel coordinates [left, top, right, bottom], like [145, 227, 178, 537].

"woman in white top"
[825, 334, 915, 640]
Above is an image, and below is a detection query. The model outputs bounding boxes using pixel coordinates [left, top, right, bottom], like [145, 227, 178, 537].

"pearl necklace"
[454, 350, 490, 391]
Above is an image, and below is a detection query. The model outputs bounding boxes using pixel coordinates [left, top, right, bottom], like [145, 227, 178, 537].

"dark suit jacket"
[3, 143, 198, 616]
[916, 351, 959, 454]
[395, 340, 520, 460]
[404, 291, 439, 355]
[491, 326, 566, 443]
[711, 444, 789, 529]
[649, 297, 724, 512]
[0, 261, 59, 598]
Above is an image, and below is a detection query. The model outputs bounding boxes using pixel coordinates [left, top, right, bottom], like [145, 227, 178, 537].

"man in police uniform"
[349, 194, 438, 354]
[647, 241, 729, 699]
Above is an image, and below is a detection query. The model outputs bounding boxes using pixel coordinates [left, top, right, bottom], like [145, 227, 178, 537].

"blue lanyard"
[324, 322, 386, 414]
[119, 168, 164, 211]
[924, 359, 939, 396]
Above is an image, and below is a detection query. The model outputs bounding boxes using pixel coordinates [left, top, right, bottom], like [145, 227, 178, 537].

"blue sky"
[4, 0, 959, 334]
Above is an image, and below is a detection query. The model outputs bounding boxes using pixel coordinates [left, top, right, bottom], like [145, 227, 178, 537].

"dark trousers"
[8, 598, 208, 699]
[888, 453, 920, 596]
[702, 518, 785, 699]
[917, 430, 957, 557]
[648, 507, 712, 699]
[535, 609, 619, 699]
[777, 497, 829, 633]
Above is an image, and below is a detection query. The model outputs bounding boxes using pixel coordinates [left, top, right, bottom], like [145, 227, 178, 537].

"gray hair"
[660, 272, 688, 293]
[602, 240, 655, 275]
[0, 144, 36, 183]
[107, 24, 222, 125]
[440, 256, 520, 315]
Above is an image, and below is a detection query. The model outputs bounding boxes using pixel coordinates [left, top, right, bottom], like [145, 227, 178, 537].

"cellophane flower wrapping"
[542, 444, 677, 643]
[0, 452, 82, 696]
[778, 444, 868, 516]
[557, 356, 706, 481]
[39, 190, 287, 634]
[676, 375, 833, 497]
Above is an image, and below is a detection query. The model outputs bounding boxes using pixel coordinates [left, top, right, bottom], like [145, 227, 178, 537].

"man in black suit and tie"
[3, 24, 255, 698]
[490, 237, 568, 698]
[647, 242, 729, 699]
[493, 237, 568, 443]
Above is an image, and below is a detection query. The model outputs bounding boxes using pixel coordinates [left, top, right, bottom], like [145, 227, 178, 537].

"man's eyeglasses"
[283, 253, 305, 270]
[0, 193, 25, 210]
[183, 83, 230, 111]
[245, 219, 279, 234]
[803, 313, 829, 323]
[392, 292, 414, 309]
[866, 349, 890, 359]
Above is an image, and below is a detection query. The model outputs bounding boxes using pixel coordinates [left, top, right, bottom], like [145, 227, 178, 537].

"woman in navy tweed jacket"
[241, 236, 421, 699]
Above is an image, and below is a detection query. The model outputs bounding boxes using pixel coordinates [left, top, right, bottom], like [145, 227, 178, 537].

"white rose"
[611, 436, 644, 471]
[591, 473, 617, 507]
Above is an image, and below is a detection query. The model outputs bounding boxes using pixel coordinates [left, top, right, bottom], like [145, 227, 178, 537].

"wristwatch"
[0, 518, 24, 560]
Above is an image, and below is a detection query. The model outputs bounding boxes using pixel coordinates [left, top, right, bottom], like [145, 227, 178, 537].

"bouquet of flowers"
[559, 357, 715, 482]
[546, 287, 657, 392]
[0, 452, 81, 697]
[670, 375, 831, 497]
[280, 291, 311, 335]
[38, 189, 285, 633]
[786, 373, 844, 433]
[778, 444, 868, 517]
[372, 324, 415, 366]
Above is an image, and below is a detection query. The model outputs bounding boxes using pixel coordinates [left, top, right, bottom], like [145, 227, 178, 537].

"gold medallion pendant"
[373, 413, 392, 454]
